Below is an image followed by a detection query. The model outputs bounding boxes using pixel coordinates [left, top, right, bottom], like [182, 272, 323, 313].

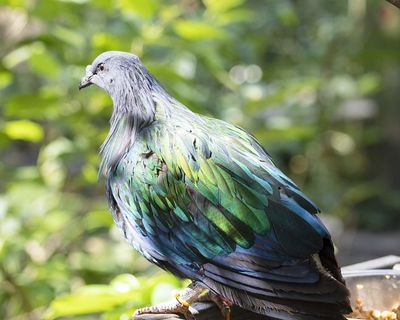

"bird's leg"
[197, 290, 232, 320]
[133, 282, 206, 320]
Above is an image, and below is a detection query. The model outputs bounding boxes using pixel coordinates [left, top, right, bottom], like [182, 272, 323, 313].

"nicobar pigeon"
[79, 51, 351, 320]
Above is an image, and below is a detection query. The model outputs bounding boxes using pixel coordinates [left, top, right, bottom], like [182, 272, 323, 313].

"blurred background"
[1, 0, 399, 319]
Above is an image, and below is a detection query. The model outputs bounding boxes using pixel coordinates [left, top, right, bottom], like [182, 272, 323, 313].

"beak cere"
[79, 74, 93, 90]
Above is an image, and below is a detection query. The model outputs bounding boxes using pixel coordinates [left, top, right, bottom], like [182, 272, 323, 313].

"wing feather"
[107, 116, 350, 319]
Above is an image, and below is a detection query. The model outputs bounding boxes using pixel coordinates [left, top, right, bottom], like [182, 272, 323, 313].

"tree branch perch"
[134, 303, 271, 320]
[386, 0, 400, 9]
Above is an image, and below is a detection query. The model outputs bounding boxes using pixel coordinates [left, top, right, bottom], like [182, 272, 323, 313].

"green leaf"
[3, 120, 44, 142]
[173, 20, 227, 40]
[0, 72, 12, 89]
[51, 26, 85, 48]
[118, 0, 160, 18]
[357, 73, 381, 95]
[2, 42, 45, 69]
[256, 126, 316, 143]
[203, 0, 244, 13]
[44, 274, 170, 319]
[30, 51, 59, 79]
[5, 93, 58, 119]
[45, 289, 142, 319]
[92, 33, 129, 52]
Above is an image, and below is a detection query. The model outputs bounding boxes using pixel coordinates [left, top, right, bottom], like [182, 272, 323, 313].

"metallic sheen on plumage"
[80, 51, 351, 320]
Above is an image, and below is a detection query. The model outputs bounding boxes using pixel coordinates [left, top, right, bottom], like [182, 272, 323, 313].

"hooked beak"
[79, 66, 94, 90]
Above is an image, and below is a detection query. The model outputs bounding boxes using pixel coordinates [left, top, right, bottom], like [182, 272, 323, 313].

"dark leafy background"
[1, 0, 399, 319]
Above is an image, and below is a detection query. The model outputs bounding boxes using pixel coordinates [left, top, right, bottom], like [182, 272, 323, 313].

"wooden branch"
[386, 0, 400, 9]
[134, 302, 271, 320]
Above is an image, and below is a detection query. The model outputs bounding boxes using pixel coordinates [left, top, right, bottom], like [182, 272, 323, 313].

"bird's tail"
[212, 285, 349, 320]
[201, 239, 352, 320]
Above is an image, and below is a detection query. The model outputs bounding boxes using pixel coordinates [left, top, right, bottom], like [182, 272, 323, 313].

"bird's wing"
[107, 116, 350, 319]
[108, 115, 332, 267]
[148, 117, 329, 255]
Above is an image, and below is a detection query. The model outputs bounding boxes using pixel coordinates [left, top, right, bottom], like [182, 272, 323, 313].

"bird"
[79, 51, 351, 320]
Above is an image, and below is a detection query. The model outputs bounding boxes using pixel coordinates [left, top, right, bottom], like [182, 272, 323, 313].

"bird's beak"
[79, 66, 93, 90]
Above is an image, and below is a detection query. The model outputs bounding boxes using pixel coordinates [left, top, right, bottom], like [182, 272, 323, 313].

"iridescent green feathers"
[105, 101, 350, 318]
[107, 98, 327, 263]
[80, 51, 350, 319]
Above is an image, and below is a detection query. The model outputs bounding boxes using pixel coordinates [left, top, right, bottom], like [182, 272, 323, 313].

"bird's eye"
[98, 64, 105, 72]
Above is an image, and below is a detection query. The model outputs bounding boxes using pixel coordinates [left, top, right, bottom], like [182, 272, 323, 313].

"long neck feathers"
[111, 63, 158, 123]
[99, 63, 198, 177]
[99, 113, 135, 177]
[99, 66, 160, 177]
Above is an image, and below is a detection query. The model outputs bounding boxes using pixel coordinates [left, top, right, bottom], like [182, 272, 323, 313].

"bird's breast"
[106, 146, 167, 264]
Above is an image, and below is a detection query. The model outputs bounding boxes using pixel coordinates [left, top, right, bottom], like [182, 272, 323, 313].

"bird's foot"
[175, 292, 191, 308]
[197, 291, 232, 320]
[132, 282, 206, 320]
[133, 301, 195, 320]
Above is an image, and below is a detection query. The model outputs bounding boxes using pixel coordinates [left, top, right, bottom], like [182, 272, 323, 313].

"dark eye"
[98, 63, 105, 71]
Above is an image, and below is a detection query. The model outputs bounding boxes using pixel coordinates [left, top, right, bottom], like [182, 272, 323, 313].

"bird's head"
[79, 51, 149, 97]
[79, 50, 164, 125]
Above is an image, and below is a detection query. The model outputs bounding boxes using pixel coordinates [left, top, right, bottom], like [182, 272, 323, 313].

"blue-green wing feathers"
[108, 116, 327, 263]
[106, 116, 349, 319]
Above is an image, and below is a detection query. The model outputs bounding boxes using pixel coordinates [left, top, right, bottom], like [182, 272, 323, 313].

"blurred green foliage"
[1, 0, 400, 319]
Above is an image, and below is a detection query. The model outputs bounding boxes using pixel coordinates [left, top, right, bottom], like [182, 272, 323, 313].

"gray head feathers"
[80, 51, 164, 176]
[82, 51, 157, 114]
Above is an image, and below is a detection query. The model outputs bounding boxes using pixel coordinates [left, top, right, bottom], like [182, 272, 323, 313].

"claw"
[176, 293, 191, 308]
[132, 282, 205, 320]
[222, 304, 231, 320]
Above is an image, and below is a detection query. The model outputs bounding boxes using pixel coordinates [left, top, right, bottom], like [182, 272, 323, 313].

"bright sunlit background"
[1, 0, 400, 319]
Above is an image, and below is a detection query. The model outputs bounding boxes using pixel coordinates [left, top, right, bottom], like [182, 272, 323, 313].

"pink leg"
[197, 291, 232, 320]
